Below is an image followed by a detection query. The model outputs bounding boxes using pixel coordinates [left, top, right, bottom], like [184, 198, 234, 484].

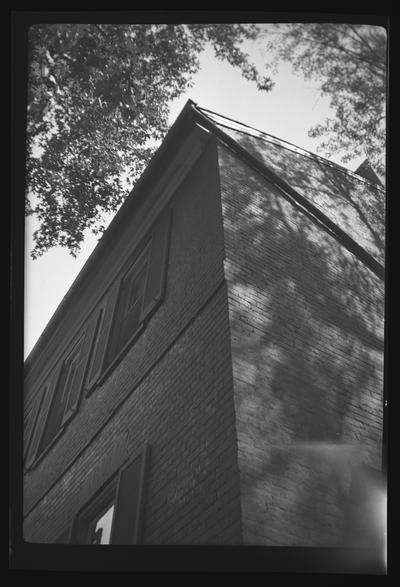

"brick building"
[23, 100, 385, 549]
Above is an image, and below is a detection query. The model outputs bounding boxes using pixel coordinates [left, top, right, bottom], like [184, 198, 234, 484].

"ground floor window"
[62, 444, 150, 545]
[76, 478, 118, 545]
[89, 504, 115, 545]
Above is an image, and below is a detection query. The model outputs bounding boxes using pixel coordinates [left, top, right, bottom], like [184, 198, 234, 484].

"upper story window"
[38, 335, 84, 455]
[106, 242, 151, 367]
[24, 208, 172, 470]
[24, 312, 100, 469]
[85, 206, 172, 392]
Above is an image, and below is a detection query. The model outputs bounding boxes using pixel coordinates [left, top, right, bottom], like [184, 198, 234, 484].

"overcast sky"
[24, 30, 366, 359]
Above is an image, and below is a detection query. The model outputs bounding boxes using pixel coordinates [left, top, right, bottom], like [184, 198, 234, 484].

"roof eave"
[24, 99, 200, 371]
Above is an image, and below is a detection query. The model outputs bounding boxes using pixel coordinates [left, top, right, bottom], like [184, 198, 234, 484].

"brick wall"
[24, 138, 242, 545]
[218, 143, 385, 546]
[215, 126, 385, 265]
[23, 127, 384, 548]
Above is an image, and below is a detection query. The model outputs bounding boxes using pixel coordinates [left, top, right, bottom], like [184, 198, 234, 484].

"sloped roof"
[25, 100, 385, 369]
[195, 105, 385, 268]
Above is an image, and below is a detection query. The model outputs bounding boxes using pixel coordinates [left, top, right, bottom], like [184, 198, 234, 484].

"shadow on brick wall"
[224, 130, 385, 263]
[219, 138, 385, 551]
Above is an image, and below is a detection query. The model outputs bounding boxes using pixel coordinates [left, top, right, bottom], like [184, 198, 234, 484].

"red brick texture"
[217, 143, 384, 546]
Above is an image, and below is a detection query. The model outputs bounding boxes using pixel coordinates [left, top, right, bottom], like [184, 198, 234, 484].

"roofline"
[197, 105, 385, 192]
[24, 99, 198, 370]
[25, 99, 384, 369]
[190, 103, 385, 282]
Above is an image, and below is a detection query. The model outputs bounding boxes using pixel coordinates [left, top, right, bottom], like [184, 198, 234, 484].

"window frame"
[80, 206, 172, 393]
[24, 206, 172, 470]
[24, 368, 62, 470]
[24, 382, 48, 463]
[37, 333, 85, 455]
[84, 307, 105, 397]
[75, 476, 119, 545]
[26, 311, 99, 469]
[72, 444, 150, 545]
[104, 240, 152, 369]
[35, 331, 85, 459]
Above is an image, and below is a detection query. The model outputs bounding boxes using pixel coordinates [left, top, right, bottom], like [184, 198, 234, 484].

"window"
[24, 207, 172, 469]
[25, 310, 100, 468]
[24, 387, 46, 462]
[25, 377, 56, 469]
[73, 445, 150, 545]
[75, 479, 117, 545]
[85, 308, 104, 395]
[90, 504, 115, 544]
[106, 242, 151, 366]
[86, 207, 172, 387]
[38, 335, 84, 454]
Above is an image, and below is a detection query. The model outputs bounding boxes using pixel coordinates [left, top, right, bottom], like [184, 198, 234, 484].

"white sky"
[24, 34, 366, 359]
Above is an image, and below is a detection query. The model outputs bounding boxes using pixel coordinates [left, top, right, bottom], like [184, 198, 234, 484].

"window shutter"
[140, 208, 172, 322]
[84, 307, 103, 396]
[116, 302, 144, 355]
[24, 392, 42, 462]
[111, 444, 150, 544]
[61, 310, 101, 427]
[85, 280, 120, 390]
[107, 265, 147, 363]
[106, 277, 129, 363]
[24, 364, 62, 469]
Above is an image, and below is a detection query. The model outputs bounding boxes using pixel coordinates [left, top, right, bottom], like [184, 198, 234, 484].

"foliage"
[262, 23, 386, 178]
[26, 23, 273, 258]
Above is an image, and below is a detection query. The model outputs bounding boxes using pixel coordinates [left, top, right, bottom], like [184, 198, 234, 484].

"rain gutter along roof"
[196, 105, 384, 192]
[190, 103, 385, 282]
[25, 100, 384, 371]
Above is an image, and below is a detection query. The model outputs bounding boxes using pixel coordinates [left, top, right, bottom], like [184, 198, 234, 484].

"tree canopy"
[262, 23, 386, 179]
[26, 23, 386, 259]
[26, 23, 272, 258]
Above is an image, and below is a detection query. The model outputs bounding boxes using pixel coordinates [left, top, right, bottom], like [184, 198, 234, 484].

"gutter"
[190, 104, 385, 282]
[196, 105, 385, 192]
[25, 99, 384, 372]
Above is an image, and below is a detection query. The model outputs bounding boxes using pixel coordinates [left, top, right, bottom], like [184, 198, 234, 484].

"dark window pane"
[85, 281, 120, 390]
[141, 208, 172, 321]
[107, 245, 150, 364]
[127, 264, 147, 312]
[38, 338, 83, 453]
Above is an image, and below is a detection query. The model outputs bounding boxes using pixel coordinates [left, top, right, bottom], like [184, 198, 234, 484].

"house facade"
[23, 101, 385, 548]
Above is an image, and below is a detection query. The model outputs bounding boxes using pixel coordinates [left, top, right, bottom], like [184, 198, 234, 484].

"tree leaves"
[262, 24, 386, 179]
[27, 23, 272, 258]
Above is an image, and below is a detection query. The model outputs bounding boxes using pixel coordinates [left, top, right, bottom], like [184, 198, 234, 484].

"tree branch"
[306, 32, 386, 81]
[346, 25, 386, 70]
